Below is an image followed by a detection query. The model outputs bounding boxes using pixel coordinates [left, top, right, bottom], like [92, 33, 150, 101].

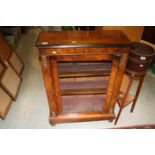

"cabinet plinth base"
[49, 112, 115, 124]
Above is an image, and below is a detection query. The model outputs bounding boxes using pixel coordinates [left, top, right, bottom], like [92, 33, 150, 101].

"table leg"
[109, 53, 129, 114]
[130, 75, 145, 113]
[115, 78, 133, 125]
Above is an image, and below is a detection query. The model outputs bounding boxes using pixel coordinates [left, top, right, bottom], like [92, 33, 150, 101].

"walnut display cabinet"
[36, 30, 131, 125]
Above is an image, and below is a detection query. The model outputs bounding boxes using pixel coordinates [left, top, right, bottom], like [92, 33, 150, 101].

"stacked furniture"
[0, 30, 24, 119]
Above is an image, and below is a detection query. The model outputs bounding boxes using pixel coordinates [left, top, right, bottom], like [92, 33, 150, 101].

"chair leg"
[130, 76, 144, 113]
[115, 78, 133, 125]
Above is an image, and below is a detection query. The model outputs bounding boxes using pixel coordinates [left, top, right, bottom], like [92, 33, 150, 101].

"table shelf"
[117, 91, 135, 108]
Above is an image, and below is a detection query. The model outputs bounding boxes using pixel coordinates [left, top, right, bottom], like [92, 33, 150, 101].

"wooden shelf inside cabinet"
[58, 62, 111, 78]
[60, 88, 107, 96]
[59, 76, 109, 93]
[59, 70, 110, 78]
[117, 91, 135, 108]
[62, 94, 106, 113]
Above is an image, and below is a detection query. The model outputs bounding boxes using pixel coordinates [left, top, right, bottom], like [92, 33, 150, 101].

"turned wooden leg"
[130, 76, 144, 113]
[115, 77, 133, 125]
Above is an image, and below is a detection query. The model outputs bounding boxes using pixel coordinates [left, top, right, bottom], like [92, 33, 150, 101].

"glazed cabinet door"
[47, 53, 121, 115]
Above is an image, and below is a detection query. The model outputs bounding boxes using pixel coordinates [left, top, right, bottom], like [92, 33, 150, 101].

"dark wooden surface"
[36, 30, 131, 48]
[36, 30, 131, 125]
[142, 26, 155, 44]
[126, 42, 155, 76]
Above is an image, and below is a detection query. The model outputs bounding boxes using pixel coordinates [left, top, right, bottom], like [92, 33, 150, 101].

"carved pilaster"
[39, 55, 48, 69]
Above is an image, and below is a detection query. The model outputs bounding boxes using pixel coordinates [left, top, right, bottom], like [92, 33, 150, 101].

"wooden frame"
[0, 60, 6, 77]
[0, 61, 22, 101]
[0, 29, 24, 75]
[8, 50, 25, 75]
[0, 62, 14, 119]
[0, 46, 24, 76]
[0, 86, 13, 119]
[39, 53, 129, 125]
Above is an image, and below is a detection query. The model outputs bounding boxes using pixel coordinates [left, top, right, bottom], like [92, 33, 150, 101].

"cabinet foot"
[50, 122, 56, 126]
[108, 119, 113, 123]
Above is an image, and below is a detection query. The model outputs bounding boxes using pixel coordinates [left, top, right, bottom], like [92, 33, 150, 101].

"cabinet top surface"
[36, 30, 131, 49]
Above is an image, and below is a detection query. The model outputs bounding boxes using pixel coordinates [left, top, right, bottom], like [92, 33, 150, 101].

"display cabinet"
[36, 30, 131, 125]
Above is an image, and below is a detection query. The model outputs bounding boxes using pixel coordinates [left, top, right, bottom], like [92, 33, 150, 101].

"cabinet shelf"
[60, 88, 107, 96]
[59, 70, 110, 78]
[58, 62, 111, 78]
[62, 94, 106, 113]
